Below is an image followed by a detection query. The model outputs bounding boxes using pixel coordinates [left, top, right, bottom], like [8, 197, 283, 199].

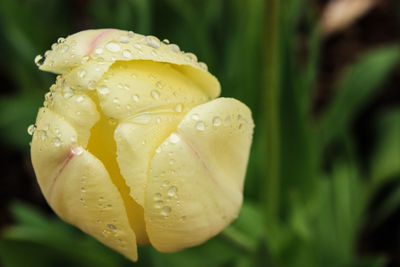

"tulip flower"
[29, 29, 254, 261]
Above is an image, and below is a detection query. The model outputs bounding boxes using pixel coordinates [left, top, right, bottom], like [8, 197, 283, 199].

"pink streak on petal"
[86, 29, 115, 55]
[48, 147, 83, 197]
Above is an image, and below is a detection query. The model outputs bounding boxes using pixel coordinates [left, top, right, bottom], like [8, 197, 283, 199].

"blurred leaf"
[371, 110, 400, 185]
[0, 93, 43, 150]
[318, 46, 400, 148]
[1, 202, 132, 267]
[371, 183, 400, 227]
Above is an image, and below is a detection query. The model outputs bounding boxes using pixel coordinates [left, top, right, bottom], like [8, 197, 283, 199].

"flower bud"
[29, 29, 254, 261]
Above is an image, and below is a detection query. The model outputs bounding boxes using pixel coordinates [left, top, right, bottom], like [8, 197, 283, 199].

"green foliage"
[0, 0, 399, 266]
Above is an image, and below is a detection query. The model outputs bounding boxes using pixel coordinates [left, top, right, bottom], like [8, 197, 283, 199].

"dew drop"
[34, 55, 44, 66]
[151, 90, 160, 99]
[128, 31, 135, 38]
[107, 224, 117, 230]
[168, 44, 180, 52]
[122, 49, 132, 58]
[95, 48, 103, 54]
[196, 121, 205, 131]
[199, 62, 208, 71]
[154, 193, 162, 200]
[57, 37, 65, 43]
[88, 80, 96, 90]
[63, 86, 74, 99]
[99, 87, 110, 95]
[71, 146, 84, 156]
[169, 159, 175, 165]
[132, 94, 140, 102]
[78, 69, 86, 78]
[105, 42, 121, 52]
[155, 81, 163, 89]
[213, 116, 222, 127]
[185, 53, 197, 62]
[169, 133, 180, 144]
[156, 147, 162, 154]
[161, 206, 171, 216]
[162, 180, 170, 187]
[81, 187, 86, 193]
[61, 44, 69, 53]
[27, 124, 36, 135]
[39, 130, 47, 141]
[174, 104, 183, 113]
[155, 200, 163, 209]
[145, 36, 161, 49]
[53, 137, 61, 147]
[119, 36, 130, 43]
[191, 114, 200, 121]
[76, 96, 84, 103]
[167, 186, 177, 197]
[162, 39, 170, 44]
[113, 98, 119, 104]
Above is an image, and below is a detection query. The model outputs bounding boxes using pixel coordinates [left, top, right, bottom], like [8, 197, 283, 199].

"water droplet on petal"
[169, 133, 180, 144]
[174, 104, 183, 113]
[78, 69, 86, 78]
[95, 48, 103, 54]
[63, 86, 74, 99]
[161, 206, 171, 216]
[99, 87, 110, 95]
[119, 36, 130, 43]
[128, 31, 135, 38]
[61, 44, 69, 53]
[151, 90, 160, 99]
[57, 37, 65, 43]
[71, 146, 84, 156]
[39, 130, 47, 141]
[199, 62, 208, 71]
[105, 41, 121, 52]
[155, 200, 163, 209]
[53, 137, 61, 147]
[88, 80, 96, 90]
[122, 49, 132, 58]
[154, 193, 162, 200]
[168, 186, 177, 197]
[132, 94, 140, 102]
[34, 55, 44, 66]
[156, 147, 162, 154]
[162, 180, 170, 187]
[27, 124, 36, 135]
[213, 116, 222, 127]
[107, 224, 117, 230]
[145, 36, 161, 48]
[168, 44, 180, 52]
[162, 39, 170, 44]
[196, 121, 205, 131]
[191, 114, 200, 121]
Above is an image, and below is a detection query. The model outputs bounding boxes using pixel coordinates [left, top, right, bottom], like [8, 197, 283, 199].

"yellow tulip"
[29, 29, 254, 261]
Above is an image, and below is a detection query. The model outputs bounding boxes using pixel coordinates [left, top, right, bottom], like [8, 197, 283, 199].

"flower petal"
[144, 98, 254, 252]
[31, 108, 138, 261]
[39, 29, 220, 98]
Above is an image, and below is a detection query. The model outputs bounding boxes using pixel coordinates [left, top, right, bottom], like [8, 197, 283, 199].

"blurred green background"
[0, 0, 399, 266]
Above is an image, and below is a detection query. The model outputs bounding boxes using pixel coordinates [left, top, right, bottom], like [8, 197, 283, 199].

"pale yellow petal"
[47, 88, 100, 147]
[97, 60, 209, 120]
[144, 98, 254, 252]
[115, 113, 184, 206]
[31, 108, 138, 261]
[39, 29, 220, 98]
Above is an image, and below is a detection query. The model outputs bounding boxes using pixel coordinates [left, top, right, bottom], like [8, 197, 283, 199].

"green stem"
[263, 0, 281, 224]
